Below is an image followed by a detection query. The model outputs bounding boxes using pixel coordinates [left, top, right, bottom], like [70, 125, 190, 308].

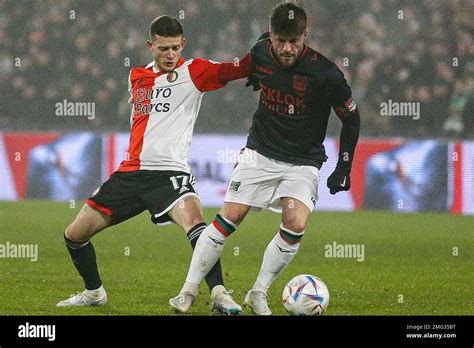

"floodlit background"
[0, 0, 473, 318]
[1, 0, 473, 136]
[0, 0, 473, 213]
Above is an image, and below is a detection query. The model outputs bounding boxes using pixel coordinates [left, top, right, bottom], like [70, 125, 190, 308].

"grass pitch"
[0, 200, 472, 316]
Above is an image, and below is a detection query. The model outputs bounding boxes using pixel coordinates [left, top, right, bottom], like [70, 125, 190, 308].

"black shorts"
[87, 170, 198, 225]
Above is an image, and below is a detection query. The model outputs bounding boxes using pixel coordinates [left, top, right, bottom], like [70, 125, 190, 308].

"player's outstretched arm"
[218, 53, 252, 84]
[189, 54, 252, 92]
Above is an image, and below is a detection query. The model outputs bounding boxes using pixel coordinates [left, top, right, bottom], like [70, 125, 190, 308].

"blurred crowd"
[0, 0, 473, 138]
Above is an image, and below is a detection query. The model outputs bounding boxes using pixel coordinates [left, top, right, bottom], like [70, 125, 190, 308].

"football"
[282, 274, 330, 315]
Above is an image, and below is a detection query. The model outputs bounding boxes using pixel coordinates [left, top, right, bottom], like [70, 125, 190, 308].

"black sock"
[64, 236, 102, 290]
[188, 223, 225, 292]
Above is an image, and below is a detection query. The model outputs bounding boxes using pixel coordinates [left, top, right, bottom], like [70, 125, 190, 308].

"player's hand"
[327, 169, 350, 194]
[245, 31, 270, 91]
[245, 74, 261, 91]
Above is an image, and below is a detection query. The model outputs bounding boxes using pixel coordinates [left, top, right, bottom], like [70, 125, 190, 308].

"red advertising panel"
[0, 132, 472, 215]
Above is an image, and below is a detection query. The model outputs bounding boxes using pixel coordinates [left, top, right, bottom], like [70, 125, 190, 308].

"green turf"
[0, 200, 472, 315]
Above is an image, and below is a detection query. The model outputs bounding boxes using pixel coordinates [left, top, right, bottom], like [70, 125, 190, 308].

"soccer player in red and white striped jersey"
[57, 15, 251, 315]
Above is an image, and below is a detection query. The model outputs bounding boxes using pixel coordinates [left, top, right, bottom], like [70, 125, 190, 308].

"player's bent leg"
[220, 201, 252, 226]
[170, 202, 251, 313]
[168, 198, 242, 315]
[280, 197, 312, 233]
[184, 202, 250, 285]
[168, 196, 205, 233]
[65, 203, 111, 242]
[57, 204, 111, 307]
[245, 198, 311, 315]
[167, 197, 205, 313]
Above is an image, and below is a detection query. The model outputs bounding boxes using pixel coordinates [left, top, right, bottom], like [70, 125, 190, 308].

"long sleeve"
[188, 54, 252, 92]
[334, 101, 360, 174]
[218, 53, 252, 84]
[328, 63, 360, 174]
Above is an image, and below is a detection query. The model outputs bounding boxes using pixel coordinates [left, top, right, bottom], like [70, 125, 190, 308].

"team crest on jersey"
[293, 75, 308, 93]
[229, 181, 241, 192]
[167, 71, 178, 83]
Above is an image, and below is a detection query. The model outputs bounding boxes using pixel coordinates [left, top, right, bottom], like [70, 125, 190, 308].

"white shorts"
[224, 148, 320, 213]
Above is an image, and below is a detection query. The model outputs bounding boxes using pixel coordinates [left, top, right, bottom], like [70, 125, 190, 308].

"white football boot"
[243, 290, 272, 316]
[56, 285, 107, 307]
[169, 292, 196, 313]
[210, 285, 242, 315]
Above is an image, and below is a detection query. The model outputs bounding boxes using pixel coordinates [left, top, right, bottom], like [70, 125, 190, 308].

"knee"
[175, 210, 204, 232]
[219, 203, 250, 226]
[191, 216, 204, 227]
[186, 216, 205, 231]
[281, 216, 306, 234]
[64, 224, 78, 241]
[219, 210, 243, 226]
[64, 223, 89, 243]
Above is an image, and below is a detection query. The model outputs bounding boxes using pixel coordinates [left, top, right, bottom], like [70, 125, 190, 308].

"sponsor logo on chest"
[134, 86, 173, 115]
[260, 82, 306, 116]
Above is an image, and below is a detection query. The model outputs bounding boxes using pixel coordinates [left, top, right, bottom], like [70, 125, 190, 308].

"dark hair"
[149, 15, 183, 39]
[269, 2, 307, 37]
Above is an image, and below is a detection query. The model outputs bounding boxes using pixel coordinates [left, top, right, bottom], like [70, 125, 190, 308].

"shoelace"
[72, 290, 100, 301]
[223, 290, 234, 297]
[251, 291, 270, 309]
[250, 290, 267, 297]
[66, 292, 88, 304]
[213, 290, 239, 310]
[178, 293, 194, 304]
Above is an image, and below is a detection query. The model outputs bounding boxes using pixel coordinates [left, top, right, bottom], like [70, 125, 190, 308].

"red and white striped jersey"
[118, 55, 251, 173]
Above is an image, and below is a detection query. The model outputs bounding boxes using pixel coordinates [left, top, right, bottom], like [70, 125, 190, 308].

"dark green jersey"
[246, 36, 354, 168]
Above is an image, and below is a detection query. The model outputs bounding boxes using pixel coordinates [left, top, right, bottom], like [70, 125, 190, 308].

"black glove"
[327, 169, 350, 195]
[245, 32, 270, 92]
[245, 74, 260, 91]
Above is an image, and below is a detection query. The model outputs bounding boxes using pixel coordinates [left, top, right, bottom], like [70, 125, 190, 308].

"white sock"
[182, 214, 237, 295]
[253, 224, 304, 291]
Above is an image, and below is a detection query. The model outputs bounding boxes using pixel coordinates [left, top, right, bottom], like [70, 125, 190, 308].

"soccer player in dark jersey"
[170, 2, 360, 315]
